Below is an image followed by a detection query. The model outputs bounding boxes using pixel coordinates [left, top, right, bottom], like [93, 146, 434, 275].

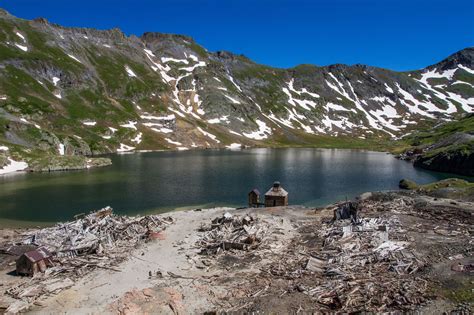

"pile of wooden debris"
[197, 212, 269, 255]
[214, 196, 464, 313]
[2, 207, 173, 313]
[295, 216, 429, 311]
[20, 207, 172, 258]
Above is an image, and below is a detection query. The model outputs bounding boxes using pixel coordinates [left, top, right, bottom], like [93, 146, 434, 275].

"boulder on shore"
[399, 179, 418, 190]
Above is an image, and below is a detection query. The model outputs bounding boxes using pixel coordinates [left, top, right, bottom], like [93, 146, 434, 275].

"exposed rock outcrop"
[414, 141, 474, 176]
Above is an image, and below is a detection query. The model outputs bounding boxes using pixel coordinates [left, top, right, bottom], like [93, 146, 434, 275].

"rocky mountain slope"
[0, 9, 473, 171]
[398, 114, 474, 176]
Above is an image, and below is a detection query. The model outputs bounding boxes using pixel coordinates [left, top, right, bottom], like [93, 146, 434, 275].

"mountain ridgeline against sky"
[0, 10, 473, 166]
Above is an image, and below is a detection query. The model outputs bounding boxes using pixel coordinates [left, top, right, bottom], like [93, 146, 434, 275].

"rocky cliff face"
[414, 143, 474, 176]
[0, 10, 473, 164]
[411, 131, 474, 176]
[398, 115, 474, 176]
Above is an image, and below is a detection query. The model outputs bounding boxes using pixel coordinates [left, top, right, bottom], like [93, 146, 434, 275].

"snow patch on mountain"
[140, 114, 175, 121]
[117, 144, 135, 152]
[180, 61, 206, 72]
[224, 95, 241, 104]
[67, 54, 82, 63]
[15, 43, 27, 51]
[15, 32, 25, 41]
[243, 119, 272, 140]
[419, 68, 457, 85]
[458, 64, 474, 75]
[452, 81, 474, 88]
[197, 127, 220, 143]
[384, 83, 394, 94]
[208, 116, 230, 124]
[447, 92, 474, 112]
[326, 102, 353, 112]
[131, 132, 143, 144]
[120, 121, 138, 130]
[165, 138, 182, 146]
[58, 143, 65, 156]
[144, 49, 174, 83]
[226, 143, 242, 149]
[0, 158, 28, 175]
[288, 79, 320, 99]
[227, 73, 243, 92]
[161, 57, 188, 64]
[397, 83, 459, 116]
[322, 116, 356, 132]
[282, 80, 318, 111]
[125, 66, 137, 77]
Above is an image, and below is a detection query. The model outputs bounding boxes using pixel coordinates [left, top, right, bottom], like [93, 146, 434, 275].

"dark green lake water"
[0, 148, 466, 225]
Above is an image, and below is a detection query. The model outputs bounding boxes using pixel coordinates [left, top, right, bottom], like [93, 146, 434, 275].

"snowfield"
[0, 158, 28, 175]
[226, 143, 242, 149]
[243, 119, 272, 140]
[117, 144, 135, 153]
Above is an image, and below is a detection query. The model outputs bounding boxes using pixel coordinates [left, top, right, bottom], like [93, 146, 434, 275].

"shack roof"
[23, 247, 52, 263]
[265, 186, 288, 197]
[5, 244, 37, 256]
[249, 188, 260, 195]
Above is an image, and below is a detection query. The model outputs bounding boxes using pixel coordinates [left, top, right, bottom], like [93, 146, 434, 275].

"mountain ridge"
[0, 9, 473, 173]
[4, 9, 471, 73]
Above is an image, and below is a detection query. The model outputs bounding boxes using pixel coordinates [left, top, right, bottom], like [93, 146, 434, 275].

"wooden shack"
[16, 247, 53, 276]
[264, 181, 288, 207]
[248, 188, 261, 207]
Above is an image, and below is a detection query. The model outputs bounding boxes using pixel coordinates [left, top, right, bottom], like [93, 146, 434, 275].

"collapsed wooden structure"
[196, 212, 269, 255]
[16, 247, 53, 276]
[2, 206, 174, 313]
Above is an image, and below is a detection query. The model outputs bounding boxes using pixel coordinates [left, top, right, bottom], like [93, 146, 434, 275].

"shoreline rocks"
[26, 156, 111, 173]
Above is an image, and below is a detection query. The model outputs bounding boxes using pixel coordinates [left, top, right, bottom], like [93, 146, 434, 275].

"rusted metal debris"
[1, 207, 173, 313]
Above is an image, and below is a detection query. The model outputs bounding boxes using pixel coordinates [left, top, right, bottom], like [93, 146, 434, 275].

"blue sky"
[2, 0, 473, 70]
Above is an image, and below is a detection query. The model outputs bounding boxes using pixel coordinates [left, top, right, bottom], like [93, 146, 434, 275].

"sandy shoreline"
[0, 200, 242, 229]
[1, 192, 473, 314]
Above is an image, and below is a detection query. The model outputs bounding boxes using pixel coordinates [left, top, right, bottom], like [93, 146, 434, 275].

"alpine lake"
[0, 148, 468, 226]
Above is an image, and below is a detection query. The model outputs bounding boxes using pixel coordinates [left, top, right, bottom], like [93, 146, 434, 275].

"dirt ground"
[0, 191, 473, 314]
